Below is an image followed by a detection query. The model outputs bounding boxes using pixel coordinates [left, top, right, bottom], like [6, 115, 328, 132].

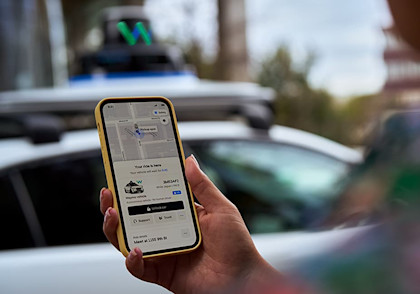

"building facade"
[383, 26, 420, 107]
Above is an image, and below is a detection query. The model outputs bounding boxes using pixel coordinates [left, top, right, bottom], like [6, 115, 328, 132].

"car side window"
[19, 152, 107, 246]
[0, 175, 34, 250]
[190, 140, 350, 233]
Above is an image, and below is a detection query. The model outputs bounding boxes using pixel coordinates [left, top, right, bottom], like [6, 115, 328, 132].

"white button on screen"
[181, 228, 190, 238]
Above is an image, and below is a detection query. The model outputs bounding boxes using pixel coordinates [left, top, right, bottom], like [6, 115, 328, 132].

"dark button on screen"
[128, 201, 184, 215]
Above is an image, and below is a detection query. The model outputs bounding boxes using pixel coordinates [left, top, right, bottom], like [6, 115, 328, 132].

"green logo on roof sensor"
[117, 21, 152, 46]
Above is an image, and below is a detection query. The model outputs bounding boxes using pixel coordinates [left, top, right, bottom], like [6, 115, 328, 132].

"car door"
[0, 150, 107, 250]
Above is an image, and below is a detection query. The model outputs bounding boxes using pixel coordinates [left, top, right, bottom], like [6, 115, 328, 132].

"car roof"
[180, 122, 361, 163]
[0, 79, 274, 114]
[0, 121, 361, 172]
[0, 79, 275, 131]
[126, 182, 140, 186]
[269, 125, 362, 164]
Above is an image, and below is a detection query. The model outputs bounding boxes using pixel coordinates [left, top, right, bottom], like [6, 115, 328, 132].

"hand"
[100, 155, 281, 294]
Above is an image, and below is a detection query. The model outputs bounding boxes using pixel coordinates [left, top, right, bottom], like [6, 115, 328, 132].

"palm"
[139, 206, 258, 294]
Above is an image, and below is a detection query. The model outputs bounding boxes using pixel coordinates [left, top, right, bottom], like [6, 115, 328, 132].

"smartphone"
[95, 96, 201, 258]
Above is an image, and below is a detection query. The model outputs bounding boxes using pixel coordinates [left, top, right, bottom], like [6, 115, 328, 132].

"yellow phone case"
[95, 96, 201, 258]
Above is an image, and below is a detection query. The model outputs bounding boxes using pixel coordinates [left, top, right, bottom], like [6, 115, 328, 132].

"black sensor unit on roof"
[0, 114, 64, 144]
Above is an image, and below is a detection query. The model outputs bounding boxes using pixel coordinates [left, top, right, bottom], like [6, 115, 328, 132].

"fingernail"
[100, 188, 105, 199]
[129, 248, 142, 261]
[134, 247, 142, 258]
[190, 154, 200, 168]
[129, 249, 137, 260]
[105, 207, 112, 221]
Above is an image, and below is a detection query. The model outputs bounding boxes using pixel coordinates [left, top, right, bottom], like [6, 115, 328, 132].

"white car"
[124, 181, 144, 194]
[0, 120, 361, 245]
[0, 78, 362, 293]
[0, 120, 363, 293]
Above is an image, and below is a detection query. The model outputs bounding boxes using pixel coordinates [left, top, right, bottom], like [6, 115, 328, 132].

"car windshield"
[190, 140, 349, 232]
[196, 141, 347, 201]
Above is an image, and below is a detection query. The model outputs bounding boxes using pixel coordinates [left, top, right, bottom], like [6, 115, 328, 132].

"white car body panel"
[0, 227, 367, 294]
[269, 125, 362, 164]
[0, 122, 361, 171]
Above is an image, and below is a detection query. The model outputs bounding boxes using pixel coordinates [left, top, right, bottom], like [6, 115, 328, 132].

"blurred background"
[2, 0, 419, 146]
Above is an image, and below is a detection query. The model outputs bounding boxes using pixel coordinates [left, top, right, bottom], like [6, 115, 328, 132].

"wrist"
[238, 254, 284, 293]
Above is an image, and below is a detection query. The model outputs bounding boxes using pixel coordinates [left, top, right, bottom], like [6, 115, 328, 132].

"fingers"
[103, 207, 119, 249]
[100, 188, 113, 215]
[185, 155, 232, 212]
[126, 248, 145, 279]
[100, 188, 119, 249]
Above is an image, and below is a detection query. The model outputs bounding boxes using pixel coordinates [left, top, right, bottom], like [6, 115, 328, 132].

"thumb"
[185, 155, 232, 212]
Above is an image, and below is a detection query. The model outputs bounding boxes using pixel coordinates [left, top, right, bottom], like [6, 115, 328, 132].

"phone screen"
[100, 98, 200, 255]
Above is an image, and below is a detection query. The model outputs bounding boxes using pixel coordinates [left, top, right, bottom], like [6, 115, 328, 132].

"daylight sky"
[144, 0, 392, 98]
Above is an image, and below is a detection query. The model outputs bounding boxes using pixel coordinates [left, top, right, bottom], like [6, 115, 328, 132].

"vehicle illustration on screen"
[124, 181, 144, 194]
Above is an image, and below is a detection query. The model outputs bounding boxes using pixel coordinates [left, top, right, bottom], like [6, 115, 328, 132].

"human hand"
[100, 155, 281, 294]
